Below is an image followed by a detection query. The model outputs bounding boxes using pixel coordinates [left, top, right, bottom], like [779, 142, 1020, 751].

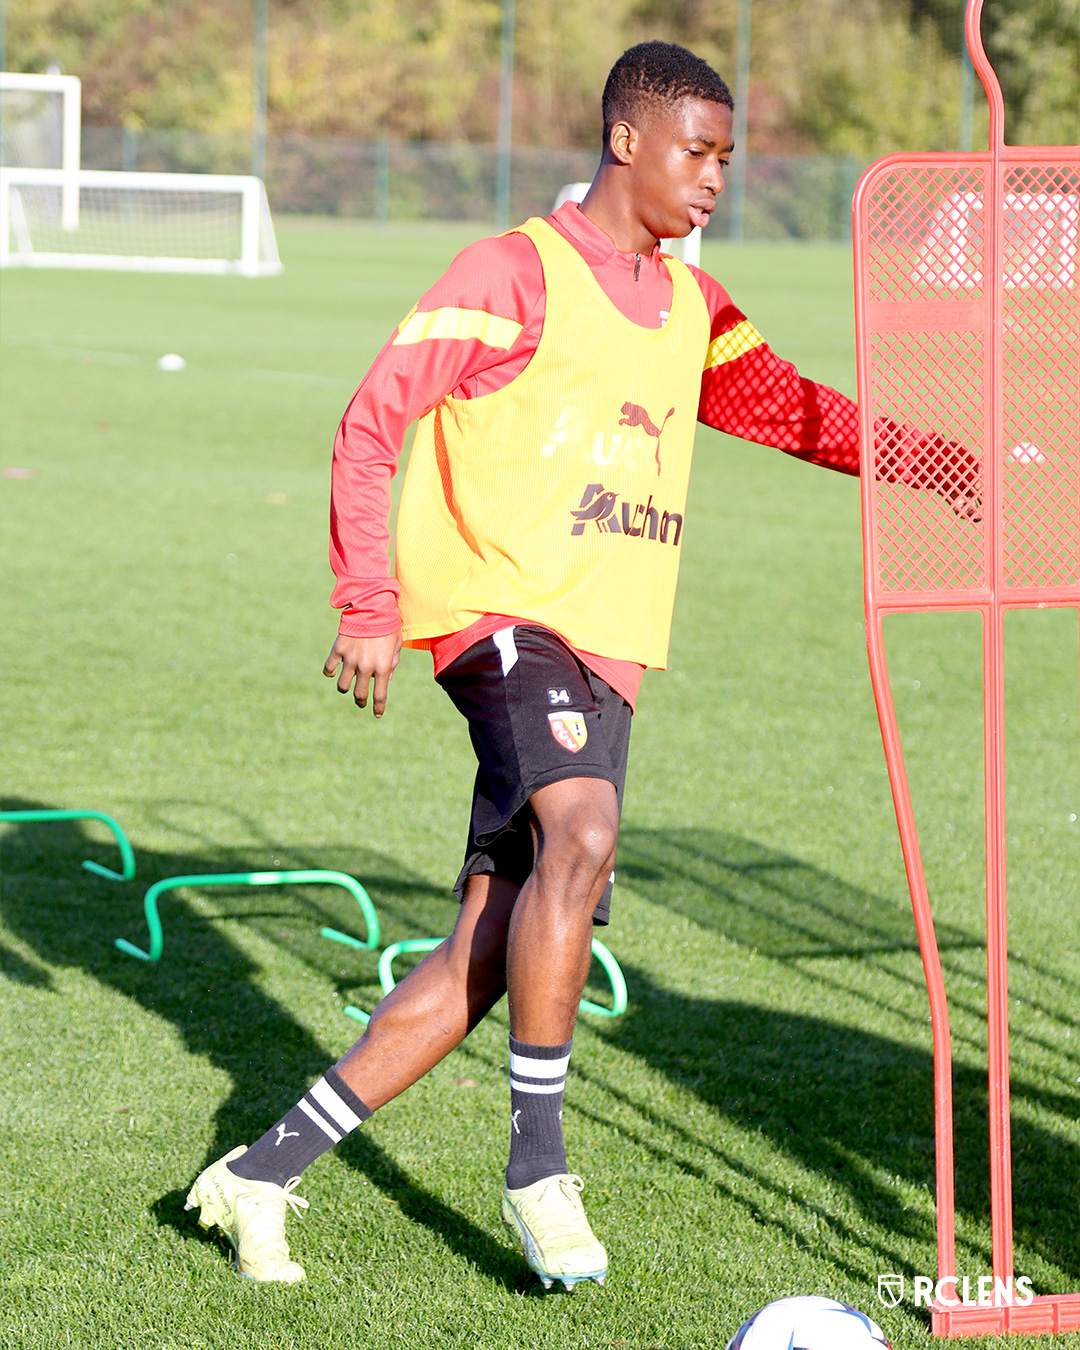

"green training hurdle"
[0, 808, 136, 881]
[115, 869, 380, 962]
[343, 936, 628, 1025]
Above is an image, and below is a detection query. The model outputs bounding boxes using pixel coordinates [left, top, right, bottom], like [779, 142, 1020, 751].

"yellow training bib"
[395, 217, 710, 668]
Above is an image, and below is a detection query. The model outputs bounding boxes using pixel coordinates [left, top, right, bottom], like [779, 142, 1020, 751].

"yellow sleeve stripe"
[704, 319, 765, 370]
[393, 307, 524, 350]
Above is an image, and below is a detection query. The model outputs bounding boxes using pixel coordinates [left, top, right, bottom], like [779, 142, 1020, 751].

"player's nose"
[703, 160, 723, 193]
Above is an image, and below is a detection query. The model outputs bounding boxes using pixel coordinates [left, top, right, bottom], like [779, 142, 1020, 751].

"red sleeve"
[688, 266, 981, 502]
[330, 232, 545, 636]
[690, 265, 860, 474]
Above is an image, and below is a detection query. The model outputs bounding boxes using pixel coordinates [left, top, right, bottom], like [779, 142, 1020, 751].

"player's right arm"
[326, 232, 545, 713]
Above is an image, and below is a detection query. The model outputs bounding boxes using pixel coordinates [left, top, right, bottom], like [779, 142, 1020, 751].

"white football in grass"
[726, 1296, 892, 1349]
[157, 353, 186, 371]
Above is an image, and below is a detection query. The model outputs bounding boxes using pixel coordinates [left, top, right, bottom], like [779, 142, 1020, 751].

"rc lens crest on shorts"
[548, 711, 588, 752]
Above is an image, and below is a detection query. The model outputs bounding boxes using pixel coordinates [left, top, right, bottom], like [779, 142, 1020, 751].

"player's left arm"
[690, 268, 981, 518]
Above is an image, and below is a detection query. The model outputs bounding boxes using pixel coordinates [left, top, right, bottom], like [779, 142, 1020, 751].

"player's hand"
[945, 484, 982, 522]
[938, 437, 982, 522]
[874, 417, 982, 522]
[323, 631, 402, 718]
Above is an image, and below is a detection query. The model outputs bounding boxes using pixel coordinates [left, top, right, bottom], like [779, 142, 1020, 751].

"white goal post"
[0, 72, 81, 229]
[0, 167, 282, 276]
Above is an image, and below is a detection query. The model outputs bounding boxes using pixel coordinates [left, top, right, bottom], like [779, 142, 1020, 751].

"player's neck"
[578, 169, 660, 257]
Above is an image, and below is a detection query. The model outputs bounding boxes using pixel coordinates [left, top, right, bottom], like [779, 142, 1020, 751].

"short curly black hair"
[602, 42, 733, 151]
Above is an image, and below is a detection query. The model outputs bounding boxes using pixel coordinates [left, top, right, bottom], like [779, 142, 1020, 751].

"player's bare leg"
[501, 775, 618, 1291]
[337, 776, 617, 1104]
[506, 776, 618, 1040]
[333, 872, 518, 1106]
[185, 875, 516, 1281]
[187, 779, 616, 1285]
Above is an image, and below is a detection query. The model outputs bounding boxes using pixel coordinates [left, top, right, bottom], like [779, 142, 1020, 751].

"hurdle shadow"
[0, 796, 528, 1291]
[602, 826, 1080, 1281]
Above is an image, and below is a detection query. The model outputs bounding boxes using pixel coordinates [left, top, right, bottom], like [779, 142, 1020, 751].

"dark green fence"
[81, 127, 870, 241]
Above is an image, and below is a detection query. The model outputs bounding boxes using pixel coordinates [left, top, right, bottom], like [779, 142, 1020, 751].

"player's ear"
[608, 119, 638, 166]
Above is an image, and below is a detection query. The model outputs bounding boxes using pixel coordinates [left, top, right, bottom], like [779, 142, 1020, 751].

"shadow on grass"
[3, 805, 1079, 1290]
[589, 971, 1080, 1279]
[0, 935, 54, 988]
[0, 794, 528, 1292]
[619, 825, 1080, 1080]
[609, 826, 1080, 1281]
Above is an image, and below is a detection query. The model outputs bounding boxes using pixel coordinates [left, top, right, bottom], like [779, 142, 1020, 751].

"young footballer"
[186, 41, 978, 1290]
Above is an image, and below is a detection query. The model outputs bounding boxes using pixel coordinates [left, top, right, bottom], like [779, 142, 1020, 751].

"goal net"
[912, 189, 1079, 290]
[0, 168, 282, 276]
[0, 72, 81, 229]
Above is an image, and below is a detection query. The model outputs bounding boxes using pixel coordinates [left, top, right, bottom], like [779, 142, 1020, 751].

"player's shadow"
[0, 796, 528, 1291]
[605, 826, 1080, 1281]
[617, 825, 1080, 1061]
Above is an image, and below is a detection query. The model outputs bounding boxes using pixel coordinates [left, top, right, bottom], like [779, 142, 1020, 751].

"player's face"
[628, 97, 734, 241]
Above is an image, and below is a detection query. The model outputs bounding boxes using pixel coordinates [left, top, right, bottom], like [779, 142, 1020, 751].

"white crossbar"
[0, 167, 281, 276]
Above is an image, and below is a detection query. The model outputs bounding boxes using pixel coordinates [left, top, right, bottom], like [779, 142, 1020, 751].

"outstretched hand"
[944, 481, 982, 522]
[874, 417, 982, 523]
[935, 433, 982, 521]
[323, 631, 403, 718]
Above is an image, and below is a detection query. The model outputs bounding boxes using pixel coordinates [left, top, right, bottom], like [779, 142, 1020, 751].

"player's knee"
[540, 811, 617, 887]
[577, 815, 618, 874]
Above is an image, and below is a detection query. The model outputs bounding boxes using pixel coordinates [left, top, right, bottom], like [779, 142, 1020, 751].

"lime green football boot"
[185, 1145, 309, 1283]
[501, 1173, 607, 1290]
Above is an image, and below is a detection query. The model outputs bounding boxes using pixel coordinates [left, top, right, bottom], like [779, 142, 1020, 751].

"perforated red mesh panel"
[1000, 165, 1080, 589]
[865, 165, 987, 302]
[860, 161, 990, 597]
[870, 328, 986, 592]
[857, 155, 1080, 604]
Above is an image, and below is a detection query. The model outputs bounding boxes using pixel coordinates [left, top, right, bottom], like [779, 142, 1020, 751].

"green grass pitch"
[2, 219, 1080, 1349]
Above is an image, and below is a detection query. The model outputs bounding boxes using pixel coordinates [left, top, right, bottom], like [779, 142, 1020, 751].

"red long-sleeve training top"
[329, 202, 952, 707]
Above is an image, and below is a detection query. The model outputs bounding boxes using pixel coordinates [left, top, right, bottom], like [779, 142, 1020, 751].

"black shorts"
[436, 625, 632, 925]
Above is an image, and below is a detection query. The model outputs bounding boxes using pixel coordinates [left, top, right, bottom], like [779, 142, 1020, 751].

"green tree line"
[9, 0, 1079, 152]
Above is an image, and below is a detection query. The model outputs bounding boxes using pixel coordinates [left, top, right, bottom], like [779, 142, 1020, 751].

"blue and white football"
[726, 1296, 892, 1349]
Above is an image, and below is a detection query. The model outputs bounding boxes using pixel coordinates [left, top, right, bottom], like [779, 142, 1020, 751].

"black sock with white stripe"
[506, 1035, 572, 1191]
[227, 1066, 373, 1188]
